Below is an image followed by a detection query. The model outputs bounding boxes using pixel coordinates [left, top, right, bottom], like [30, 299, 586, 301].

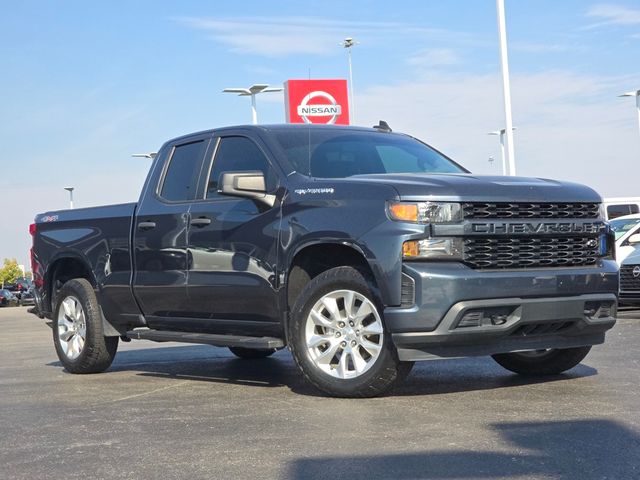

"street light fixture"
[222, 84, 283, 124]
[496, 0, 517, 176]
[64, 187, 75, 209]
[488, 127, 517, 176]
[340, 37, 359, 124]
[619, 89, 640, 139]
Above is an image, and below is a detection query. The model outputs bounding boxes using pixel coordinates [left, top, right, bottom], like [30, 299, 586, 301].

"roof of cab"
[164, 123, 403, 145]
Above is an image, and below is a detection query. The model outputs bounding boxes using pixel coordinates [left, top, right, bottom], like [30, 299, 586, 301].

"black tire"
[288, 266, 405, 398]
[53, 278, 118, 374]
[228, 347, 277, 359]
[491, 346, 592, 376]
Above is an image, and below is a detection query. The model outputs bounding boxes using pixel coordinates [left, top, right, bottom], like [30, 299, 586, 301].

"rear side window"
[160, 140, 207, 201]
[206, 136, 274, 198]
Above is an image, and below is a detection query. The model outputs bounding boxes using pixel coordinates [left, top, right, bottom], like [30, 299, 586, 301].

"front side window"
[206, 136, 274, 198]
[160, 140, 207, 201]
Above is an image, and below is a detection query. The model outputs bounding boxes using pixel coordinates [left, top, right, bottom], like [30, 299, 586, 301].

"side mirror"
[627, 233, 640, 244]
[219, 171, 275, 207]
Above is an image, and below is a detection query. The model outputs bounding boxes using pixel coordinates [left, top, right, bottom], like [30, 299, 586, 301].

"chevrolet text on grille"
[469, 222, 607, 234]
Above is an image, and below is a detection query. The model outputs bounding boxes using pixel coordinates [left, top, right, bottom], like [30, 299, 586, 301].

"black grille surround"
[620, 265, 640, 292]
[463, 236, 600, 269]
[462, 202, 600, 220]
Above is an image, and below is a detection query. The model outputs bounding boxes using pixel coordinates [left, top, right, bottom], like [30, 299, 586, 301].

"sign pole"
[496, 0, 516, 176]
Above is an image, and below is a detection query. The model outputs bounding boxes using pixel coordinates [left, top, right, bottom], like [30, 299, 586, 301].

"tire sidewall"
[289, 267, 399, 396]
[53, 279, 101, 369]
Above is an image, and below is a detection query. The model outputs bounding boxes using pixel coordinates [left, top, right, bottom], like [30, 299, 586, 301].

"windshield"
[609, 217, 640, 240]
[273, 130, 466, 178]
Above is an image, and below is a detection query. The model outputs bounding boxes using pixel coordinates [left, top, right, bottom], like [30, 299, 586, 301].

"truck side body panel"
[33, 203, 142, 331]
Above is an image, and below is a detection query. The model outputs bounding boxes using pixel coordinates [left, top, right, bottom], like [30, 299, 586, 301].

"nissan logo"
[633, 266, 640, 278]
[297, 90, 342, 124]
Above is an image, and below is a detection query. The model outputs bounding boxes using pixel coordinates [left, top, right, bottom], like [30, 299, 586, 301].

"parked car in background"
[604, 197, 640, 220]
[609, 213, 640, 265]
[3, 278, 34, 300]
[19, 288, 35, 306]
[0, 289, 19, 307]
[619, 248, 640, 305]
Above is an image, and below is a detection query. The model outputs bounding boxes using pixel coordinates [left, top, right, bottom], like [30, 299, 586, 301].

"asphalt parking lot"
[1, 307, 639, 480]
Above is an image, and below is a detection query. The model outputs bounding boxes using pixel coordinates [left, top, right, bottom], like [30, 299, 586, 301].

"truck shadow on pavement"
[286, 419, 640, 479]
[49, 344, 598, 397]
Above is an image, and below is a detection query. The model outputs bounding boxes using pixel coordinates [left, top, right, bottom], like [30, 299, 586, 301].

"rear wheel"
[228, 347, 277, 359]
[491, 346, 591, 376]
[288, 266, 408, 398]
[53, 278, 118, 374]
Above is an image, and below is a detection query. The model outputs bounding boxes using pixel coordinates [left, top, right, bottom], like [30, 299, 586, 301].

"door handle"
[190, 217, 212, 228]
[137, 221, 157, 230]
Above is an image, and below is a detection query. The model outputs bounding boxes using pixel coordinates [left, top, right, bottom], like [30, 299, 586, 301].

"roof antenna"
[373, 120, 392, 132]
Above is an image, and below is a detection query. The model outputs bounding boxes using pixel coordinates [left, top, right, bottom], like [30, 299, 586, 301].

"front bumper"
[384, 260, 618, 361]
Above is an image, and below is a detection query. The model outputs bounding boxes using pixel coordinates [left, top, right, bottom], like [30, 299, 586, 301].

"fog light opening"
[456, 306, 516, 329]
[584, 301, 615, 319]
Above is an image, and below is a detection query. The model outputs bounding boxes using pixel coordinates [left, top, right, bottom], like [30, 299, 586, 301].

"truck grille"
[463, 237, 599, 269]
[620, 265, 640, 292]
[462, 203, 600, 219]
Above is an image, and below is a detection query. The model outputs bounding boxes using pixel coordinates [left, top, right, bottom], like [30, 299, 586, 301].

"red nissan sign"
[284, 79, 350, 125]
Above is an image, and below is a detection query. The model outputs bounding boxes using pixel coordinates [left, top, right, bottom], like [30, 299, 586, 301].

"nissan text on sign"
[284, 79, 350, 125]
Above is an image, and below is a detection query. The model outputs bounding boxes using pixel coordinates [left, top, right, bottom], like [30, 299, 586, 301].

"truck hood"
[348, 173, 602, 203]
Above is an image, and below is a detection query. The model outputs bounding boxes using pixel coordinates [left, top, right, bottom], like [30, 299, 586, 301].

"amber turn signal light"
[402, 240, 420, 257]
[389, 203, 418, 222]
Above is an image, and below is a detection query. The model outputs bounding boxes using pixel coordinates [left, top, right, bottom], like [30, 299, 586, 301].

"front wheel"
[288, 266, 408, 398]
[491, 346, 592, 376]
[53, 278, 118, 374]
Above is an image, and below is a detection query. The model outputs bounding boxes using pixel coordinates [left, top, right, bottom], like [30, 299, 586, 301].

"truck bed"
[34, 202, 139, 327]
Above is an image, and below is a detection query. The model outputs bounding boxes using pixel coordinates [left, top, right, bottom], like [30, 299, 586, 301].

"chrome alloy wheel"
[305, 289, 384, 379]
[57, 296, 87, 360]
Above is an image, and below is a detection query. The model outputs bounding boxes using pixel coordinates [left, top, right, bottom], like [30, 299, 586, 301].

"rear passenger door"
[185, 133, 283, 335]
[133, 134, 212, 325]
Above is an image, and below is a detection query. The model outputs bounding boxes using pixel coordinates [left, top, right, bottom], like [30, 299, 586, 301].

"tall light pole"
[222, 84, 283, 124]
[64, 187, 74, 209]
[488, 127, 516, 176]
[496, 0, 516, 176]
[619, 89, 640, 139]
[340, 37, 359, 124]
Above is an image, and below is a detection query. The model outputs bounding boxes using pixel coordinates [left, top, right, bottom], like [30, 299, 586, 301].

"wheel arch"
[45, 254, 97, 314]
[286, 241, 383, 312]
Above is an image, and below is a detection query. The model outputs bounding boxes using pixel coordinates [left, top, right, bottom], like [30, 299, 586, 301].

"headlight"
[389, 201, 462, 224]
[403, 238, 463, 260]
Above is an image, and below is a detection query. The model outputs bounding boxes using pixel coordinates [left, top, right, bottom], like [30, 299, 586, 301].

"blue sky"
[2, 1, 640, 267]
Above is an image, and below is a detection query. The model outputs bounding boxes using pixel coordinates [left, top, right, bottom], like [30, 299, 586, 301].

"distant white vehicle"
[609, 213, 640, 265]
[603, 197, 640, 220]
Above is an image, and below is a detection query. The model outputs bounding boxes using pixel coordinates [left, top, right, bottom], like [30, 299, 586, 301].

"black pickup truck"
[30, 124, 618, 397]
